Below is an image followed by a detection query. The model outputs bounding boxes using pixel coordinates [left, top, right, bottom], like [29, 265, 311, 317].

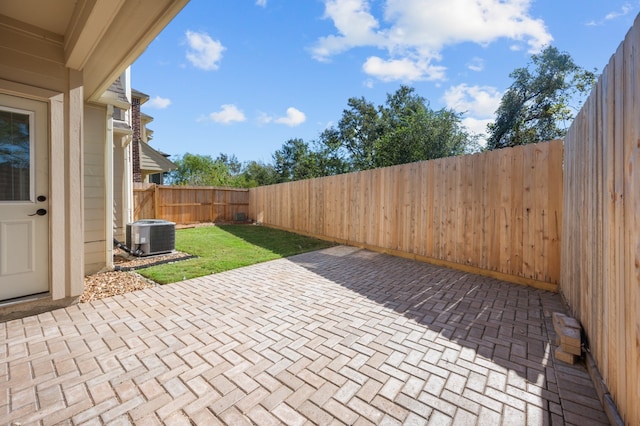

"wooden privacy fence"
[561, 14, 640, 425]
[133, 184, 250, 223]
[249, 140, 563, 291]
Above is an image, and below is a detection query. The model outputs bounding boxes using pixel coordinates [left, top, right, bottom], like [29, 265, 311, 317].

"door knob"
[29, 209, 47, 216]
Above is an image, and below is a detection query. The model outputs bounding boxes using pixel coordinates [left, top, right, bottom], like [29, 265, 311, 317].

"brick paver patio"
[1, 246, 608, 425]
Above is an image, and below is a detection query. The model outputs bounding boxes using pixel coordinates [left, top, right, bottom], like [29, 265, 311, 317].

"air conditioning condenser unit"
[126, 219, 175, 256]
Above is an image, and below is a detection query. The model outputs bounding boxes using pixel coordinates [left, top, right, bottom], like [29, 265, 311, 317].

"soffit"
[0, 0, 76, 36]
[0, 0, 189, 101]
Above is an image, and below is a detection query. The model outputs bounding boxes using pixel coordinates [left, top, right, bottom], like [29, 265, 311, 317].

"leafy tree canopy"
[271, 136, 353, 183]
[324, 85, 475, 170]
[167, 152, 280, 188]
[240, 160, 278, 188]
[167, 153, 232, 186]
[272, 138, 320, 183]
[486, 46, 597, 150]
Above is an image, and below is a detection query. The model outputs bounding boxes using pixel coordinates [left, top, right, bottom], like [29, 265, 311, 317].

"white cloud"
[258, 107, 307, 126]
[467, 57, 484, 72]
[256, 0, 267, 7]
[362, 56, 446, 82]
[207, 104, 246, 124]
[461, 116, 494, 137]
[257, 112, 273, 124]
[312, 0, 553, 81]
[363, 79, 375, 88]
[443, 84, 502, 139]
[147, 96, 171, 109]
[383, 0, 552, 51]
[185, 30, 226, 71]
[311, 0, 385, 61]
[275, 107, 307, 126]
[443, 84, 502, 117]
[605, 3, 634, 21]
[587, 4, 636, 26]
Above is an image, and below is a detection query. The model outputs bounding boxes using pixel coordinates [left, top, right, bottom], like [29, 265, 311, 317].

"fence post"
[153, 184, 159, 219]
[214, 188, 216, 222]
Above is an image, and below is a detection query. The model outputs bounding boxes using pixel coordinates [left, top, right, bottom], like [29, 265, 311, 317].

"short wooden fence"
[133, 184, 250, 224]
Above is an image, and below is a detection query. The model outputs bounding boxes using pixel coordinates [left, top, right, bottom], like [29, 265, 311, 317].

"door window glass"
[0, 107, 33, 201]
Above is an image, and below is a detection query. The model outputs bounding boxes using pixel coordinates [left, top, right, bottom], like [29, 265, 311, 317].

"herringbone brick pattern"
[1, 246, 608, 424]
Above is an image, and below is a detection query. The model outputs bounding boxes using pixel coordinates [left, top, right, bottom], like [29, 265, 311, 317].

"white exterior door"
[0, 94, 49, 301]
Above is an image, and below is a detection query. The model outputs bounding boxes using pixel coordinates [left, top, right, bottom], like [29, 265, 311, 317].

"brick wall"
[131, 97, 142, 183]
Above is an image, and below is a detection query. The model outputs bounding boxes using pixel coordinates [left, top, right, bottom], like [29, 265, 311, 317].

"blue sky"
[132, 0, 638, 164]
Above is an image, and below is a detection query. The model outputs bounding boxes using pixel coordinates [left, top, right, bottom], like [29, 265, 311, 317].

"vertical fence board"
[602, 54, 615, 391]
[613, 42, 626, 413]
[477, 152, 487, 269]
[623, 21, 639, 423]
[488, 151, 500, 271]
[423, 161, 434, 256]
[510, 147, 524, 278]
[547, 141, 563, 284]
[498, 149, 511, 274]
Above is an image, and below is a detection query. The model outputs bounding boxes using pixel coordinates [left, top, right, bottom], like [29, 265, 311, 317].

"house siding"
[0, 23, 67, 94]
[84, 105, 107, 275]
[113, 136, 127, 241]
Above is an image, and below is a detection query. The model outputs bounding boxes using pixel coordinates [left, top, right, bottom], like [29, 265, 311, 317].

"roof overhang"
[0, 0, 189, 101]
[113, 121, 133, 136]
[139, 142, 177, 173]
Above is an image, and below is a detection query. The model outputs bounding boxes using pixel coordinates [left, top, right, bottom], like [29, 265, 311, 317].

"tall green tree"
[335, 97, 382, 170]
[314, 128, 352, 176]
[238, 161, 278, 187]
[272, 138, 319, 182]
[323, 86, 473, 170]
[215, 153, 242, 175]
[487, 46, 597, 150]
[167, 153, 233, 186]
[376, 86, 470, 167]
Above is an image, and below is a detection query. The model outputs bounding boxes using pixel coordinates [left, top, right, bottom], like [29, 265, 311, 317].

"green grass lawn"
[138, 225, 335, 284]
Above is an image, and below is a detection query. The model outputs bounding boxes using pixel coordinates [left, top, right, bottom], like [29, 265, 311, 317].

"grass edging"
[136, 224, 335, 284]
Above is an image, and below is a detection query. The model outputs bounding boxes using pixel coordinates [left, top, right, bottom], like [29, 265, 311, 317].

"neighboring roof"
[139, 142, 177, 173]
[111, 76, 129, 103]
[113, 121, 133, 135]
[131, 88, 150, 104]
[100, 76, 131, 109]
[140, 112, 154, 122]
